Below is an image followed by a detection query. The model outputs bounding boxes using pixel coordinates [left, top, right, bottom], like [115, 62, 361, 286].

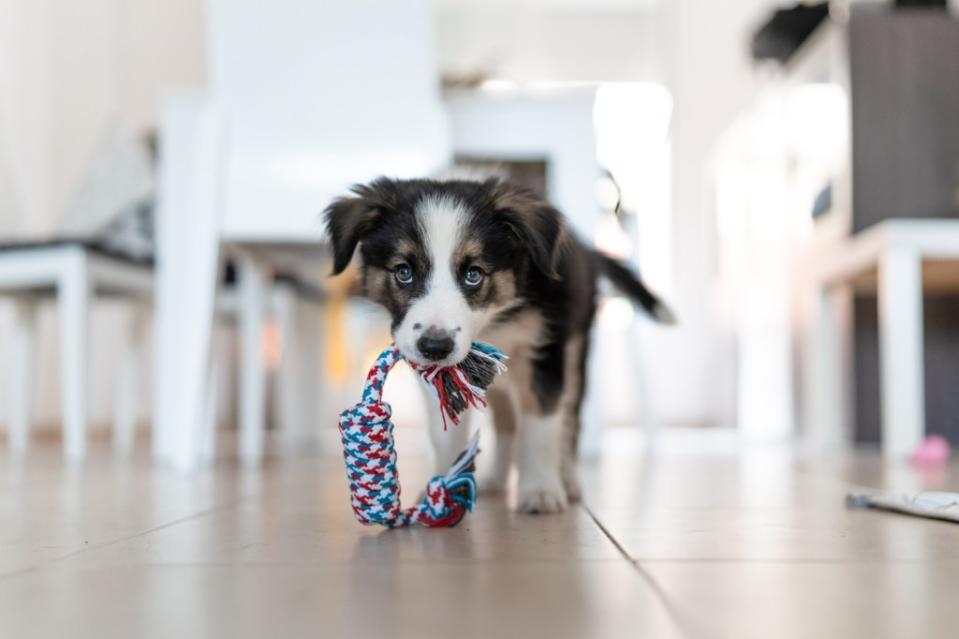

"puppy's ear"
[323, 178, 395, 275]
[489, 182, 565, 279]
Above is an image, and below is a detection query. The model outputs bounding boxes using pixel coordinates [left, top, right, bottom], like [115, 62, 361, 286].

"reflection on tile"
[582, 449, 959, 562]
[66, 491, 623, 566]
[642, 561, 959, 639]
[0, 561, 680, 639]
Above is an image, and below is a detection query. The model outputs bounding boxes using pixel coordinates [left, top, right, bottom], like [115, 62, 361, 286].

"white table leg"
[878, 248, 925, 459]
[806, 283, 852, 450]
[238, 254, 268, 464]
[59, 249, 91, 462]
[113, 305, 147, 456]
[10, 299, 38, 454]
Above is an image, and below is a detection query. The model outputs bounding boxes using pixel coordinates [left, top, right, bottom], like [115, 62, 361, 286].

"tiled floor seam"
[582, 503, 713, 639]
[0, 493, 254, 583]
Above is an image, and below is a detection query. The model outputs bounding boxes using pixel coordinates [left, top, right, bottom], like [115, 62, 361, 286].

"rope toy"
[338, 342, 508, 528]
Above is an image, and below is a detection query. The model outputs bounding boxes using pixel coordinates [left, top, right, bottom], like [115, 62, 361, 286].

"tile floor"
[2, 430, 958, 638]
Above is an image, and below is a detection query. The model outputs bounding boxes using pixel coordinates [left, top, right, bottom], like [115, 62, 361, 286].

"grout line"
[0, 494, 254, 584]
[583, 503, 716, 639]
[582, 504, 636, 562]
[626, 556, 959, 565]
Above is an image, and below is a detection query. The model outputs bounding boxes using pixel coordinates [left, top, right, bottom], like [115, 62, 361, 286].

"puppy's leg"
[422, 381, 471, 475]
[516, 409, 567, 514]
[560, 411, 583, 503]
[478, 386, 516, 494]
[560, 335, 588, 503]
[514, 333, 589, 513]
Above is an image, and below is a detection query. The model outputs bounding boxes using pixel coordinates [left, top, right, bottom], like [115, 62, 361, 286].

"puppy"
[324, 177, 672, 513]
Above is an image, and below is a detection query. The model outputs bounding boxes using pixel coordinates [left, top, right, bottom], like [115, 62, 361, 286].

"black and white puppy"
[324, 177, 672, 514]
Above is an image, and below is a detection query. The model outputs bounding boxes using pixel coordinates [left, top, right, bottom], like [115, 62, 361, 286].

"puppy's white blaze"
[394, 195, 475, 365]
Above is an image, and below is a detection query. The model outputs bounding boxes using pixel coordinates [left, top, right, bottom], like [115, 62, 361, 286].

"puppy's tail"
[595, 252, 676, 324]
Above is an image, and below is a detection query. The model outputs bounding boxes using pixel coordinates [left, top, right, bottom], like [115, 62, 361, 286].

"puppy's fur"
[325, 177, 672, 513]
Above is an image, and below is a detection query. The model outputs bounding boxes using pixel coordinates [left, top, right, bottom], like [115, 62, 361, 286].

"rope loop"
[338, 343, 505, 528]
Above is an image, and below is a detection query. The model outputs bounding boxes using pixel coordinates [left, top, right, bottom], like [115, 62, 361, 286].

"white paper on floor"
[847, 491, 959, 524]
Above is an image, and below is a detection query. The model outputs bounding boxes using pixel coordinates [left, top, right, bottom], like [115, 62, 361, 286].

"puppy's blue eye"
[394, 264, 414, 285]
[463, 267, 484, 288]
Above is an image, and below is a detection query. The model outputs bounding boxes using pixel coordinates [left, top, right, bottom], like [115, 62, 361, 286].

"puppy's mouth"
[395, 341, 472, 370]
[398, 350, 463, 370]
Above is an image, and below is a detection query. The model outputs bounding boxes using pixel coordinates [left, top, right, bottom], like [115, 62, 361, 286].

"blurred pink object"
[909, 434, 951, 465]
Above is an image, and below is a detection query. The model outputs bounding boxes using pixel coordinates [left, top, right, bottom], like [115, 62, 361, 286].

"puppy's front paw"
[516, 475, 568, 514]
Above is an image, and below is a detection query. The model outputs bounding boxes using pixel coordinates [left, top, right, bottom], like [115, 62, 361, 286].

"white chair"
[1, 127, 326, 462]
[211, 255, 329, 458]
[0, 125, 155, 460]
[0, 242, 152, 460]
[154, 0, 450, 470]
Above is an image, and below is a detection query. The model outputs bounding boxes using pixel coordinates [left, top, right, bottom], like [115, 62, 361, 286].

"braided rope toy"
[338, 343, 508, 528]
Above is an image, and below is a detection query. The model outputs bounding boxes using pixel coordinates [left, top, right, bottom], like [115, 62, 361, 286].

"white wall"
[436, 0, 662, 83]
[0, 0, 205, 430]
[0, 0, 50, 235]
[0, 0, 205, 234]
[652, 0, 780, 427]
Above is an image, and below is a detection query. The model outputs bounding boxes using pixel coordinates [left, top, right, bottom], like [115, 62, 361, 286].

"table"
[807, 219, 959, 457]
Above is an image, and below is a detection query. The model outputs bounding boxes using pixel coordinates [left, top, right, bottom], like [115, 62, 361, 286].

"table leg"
[806, 283, 852, 450]
[878, 248, 925, 459]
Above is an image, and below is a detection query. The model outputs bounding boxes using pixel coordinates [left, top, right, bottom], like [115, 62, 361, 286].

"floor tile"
[641, 560, 959, 639]
[0, 561, 681, 639]
[582, 450, 959, 562]
[5, 432, 959, 638]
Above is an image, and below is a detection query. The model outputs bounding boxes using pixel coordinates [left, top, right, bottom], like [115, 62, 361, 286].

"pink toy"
[909, 434, 951, 466]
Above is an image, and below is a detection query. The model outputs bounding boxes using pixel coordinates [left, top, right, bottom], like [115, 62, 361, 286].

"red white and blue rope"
[338, 343, 506, 528]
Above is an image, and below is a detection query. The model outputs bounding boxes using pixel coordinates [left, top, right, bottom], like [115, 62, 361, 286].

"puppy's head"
[324, 177, 562, 366]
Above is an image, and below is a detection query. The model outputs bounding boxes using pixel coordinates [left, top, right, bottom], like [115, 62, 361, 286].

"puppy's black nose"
[417, 330, 455, 361]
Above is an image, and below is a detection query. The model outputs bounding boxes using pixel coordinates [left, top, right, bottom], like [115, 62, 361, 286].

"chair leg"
[631, 320, 658, 447]
[58, 250, 91, 462]
[302, 300, 328, 450]
[10, 299, 38, 454]
[273, 284, 301, 450]
[238, 254, 268, 464]
[199, 328, 222, 464]
[153, 95, 224, 471]
[113, 305, 147, 456]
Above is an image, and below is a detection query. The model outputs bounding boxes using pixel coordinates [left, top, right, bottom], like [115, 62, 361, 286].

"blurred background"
[1, 0, 958, 469]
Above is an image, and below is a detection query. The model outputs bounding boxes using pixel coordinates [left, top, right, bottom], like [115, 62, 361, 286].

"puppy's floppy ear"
[323, 178, 395, 275]
[489, 181, 565, 279]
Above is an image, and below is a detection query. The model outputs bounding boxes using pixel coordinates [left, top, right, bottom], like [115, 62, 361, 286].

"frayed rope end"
[411, 343, 508, 429]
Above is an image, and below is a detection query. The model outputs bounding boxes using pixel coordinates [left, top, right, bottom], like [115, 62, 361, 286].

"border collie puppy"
[324, 177, 672, 513]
